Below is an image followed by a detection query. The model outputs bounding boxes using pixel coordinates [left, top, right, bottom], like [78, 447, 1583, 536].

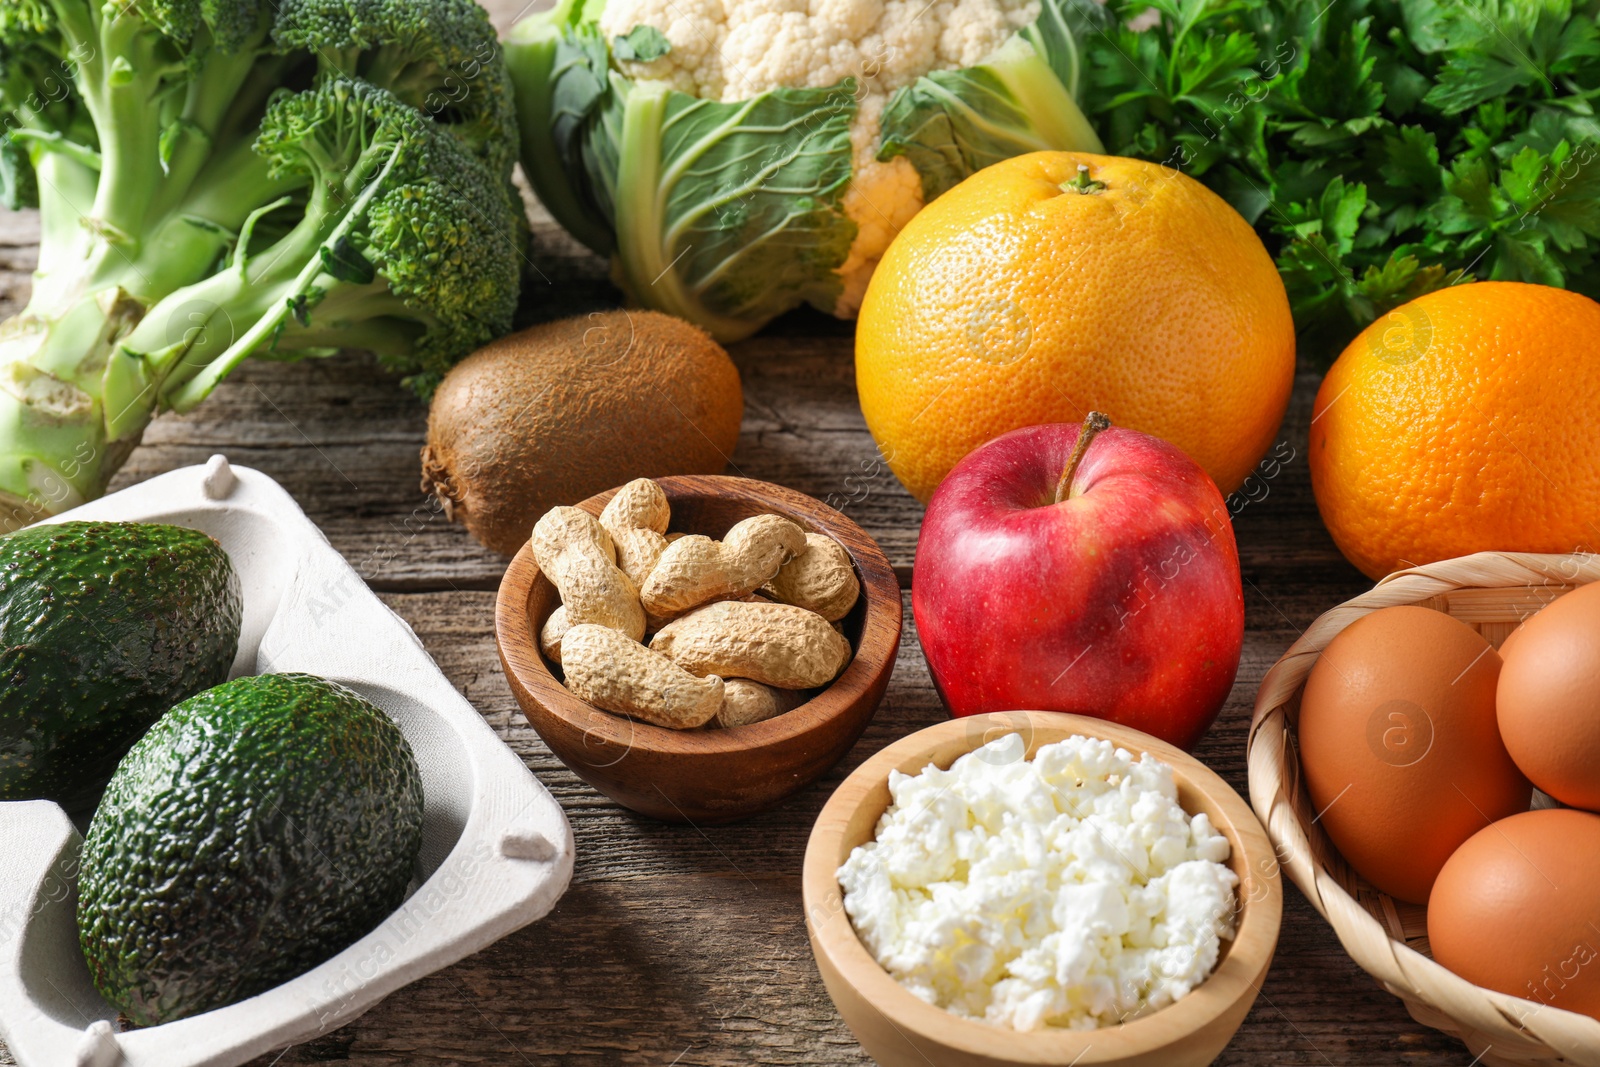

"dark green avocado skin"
[0, 521, 242, 806]
[77, 673, 426, 1026]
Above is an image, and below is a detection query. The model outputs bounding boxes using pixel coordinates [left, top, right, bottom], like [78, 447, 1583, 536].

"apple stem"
[1054, 411, 1112, 504]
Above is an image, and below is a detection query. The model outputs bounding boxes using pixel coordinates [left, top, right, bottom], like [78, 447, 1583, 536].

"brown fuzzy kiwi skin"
[421, 310, 743, 557]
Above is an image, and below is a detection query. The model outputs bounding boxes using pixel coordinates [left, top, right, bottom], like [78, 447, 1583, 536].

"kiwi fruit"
[421, 310, 743, 556]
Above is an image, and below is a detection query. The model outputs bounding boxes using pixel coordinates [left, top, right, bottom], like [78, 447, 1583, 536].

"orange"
[1311, 282, 1600, 579]
[854, 151, 1295, 503]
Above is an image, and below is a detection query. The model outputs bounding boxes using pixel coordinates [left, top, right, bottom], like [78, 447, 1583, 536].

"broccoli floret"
[0, 0, 88, 182]
[0, 138, 36, 209]
[127, 0, 273, 52]
[363, 171, 522, 388]
[262, 75, 520, 374]
[0, 0, 524, 521]
[116, 76, 517, 410]
[0, 0, 52, 36]
[271, 0, 523, 231]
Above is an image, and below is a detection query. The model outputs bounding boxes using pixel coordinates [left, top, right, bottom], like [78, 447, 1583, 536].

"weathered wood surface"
[0, 199, 1463, 1065]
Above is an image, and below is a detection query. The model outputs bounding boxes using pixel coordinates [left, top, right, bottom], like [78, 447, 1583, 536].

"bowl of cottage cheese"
[803, 712, 1281, 1067]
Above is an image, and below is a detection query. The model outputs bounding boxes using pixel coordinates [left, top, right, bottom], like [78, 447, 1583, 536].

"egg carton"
[0, 457, 574, 1067]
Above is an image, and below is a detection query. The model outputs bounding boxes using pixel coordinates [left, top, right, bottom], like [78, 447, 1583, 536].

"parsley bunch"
[1072, 0, 1600, 362]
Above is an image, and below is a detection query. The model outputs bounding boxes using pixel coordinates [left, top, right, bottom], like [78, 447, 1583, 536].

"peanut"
[714, 679, 805, 729]
[600, 477, 671, 534]
[540, 605, 571, 664]
[613, 530, 668, 590]
[761, 532, 859, 621]
[647, 590, 770, 636]
[561, 624, 724, 729]
[531, 507, 645, 641]
[600, 479, 672, 588]
[640, 514, 806, 619]
[650, 600, 851, 689]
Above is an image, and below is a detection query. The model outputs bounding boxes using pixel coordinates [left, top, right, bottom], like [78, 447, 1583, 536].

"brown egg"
[1297, 605, 1530, 904]
[1498, 583, 1600, 811]
[1429, 808, 1600, 1020]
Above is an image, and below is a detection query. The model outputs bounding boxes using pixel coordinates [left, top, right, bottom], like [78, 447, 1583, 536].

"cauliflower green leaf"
[879, 0, 1105, 199]
[605, 77, 858, 340]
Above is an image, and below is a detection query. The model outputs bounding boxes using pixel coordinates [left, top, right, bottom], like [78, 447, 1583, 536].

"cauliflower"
[509, 0, 1102, 339]
[599, 0, 1039, 100]
[599, 0, 1041, 312]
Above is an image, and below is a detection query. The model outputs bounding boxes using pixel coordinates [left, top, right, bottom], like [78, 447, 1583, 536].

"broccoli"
[0, 0, 524, 526]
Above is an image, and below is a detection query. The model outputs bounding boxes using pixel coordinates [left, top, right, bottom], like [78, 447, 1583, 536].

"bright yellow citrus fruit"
[855, 151, 1295, 503]
[1311, 281, 1600, 579]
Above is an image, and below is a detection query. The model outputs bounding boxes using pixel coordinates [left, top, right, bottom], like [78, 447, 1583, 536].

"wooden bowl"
[496, 474, 902, 824]
[1248, 551, 1600, 1066]
[804, 711, 1282, 1067]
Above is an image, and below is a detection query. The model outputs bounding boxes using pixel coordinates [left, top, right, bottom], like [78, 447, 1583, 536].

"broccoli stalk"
[0, 0, 522, 528]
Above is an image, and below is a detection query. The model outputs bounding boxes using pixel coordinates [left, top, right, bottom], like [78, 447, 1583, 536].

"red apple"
[912, 414, 1244, 749]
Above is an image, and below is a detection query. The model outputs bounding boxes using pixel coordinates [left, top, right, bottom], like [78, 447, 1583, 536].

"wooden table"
[0, 190, 1471, 1066]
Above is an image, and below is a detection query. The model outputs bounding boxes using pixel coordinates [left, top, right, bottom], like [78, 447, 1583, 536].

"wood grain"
[0, 166, 1464, 1067]
[0, 206, 925, 591]
[213, 580, 1454, 1067]
[0, 204, 1344, 595]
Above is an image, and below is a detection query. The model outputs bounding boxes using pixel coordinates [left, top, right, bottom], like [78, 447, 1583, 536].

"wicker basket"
[1247, 550, 1600, 1066]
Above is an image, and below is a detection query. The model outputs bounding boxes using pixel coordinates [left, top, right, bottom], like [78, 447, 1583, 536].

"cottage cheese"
[837, 732, 1238, 1031]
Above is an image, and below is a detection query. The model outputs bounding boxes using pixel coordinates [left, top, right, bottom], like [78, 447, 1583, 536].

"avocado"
[0, 521, 241, 806]
[77, 673, 425, 1026]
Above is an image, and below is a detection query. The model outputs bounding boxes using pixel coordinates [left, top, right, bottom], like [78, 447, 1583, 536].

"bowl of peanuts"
[495, 474, 903, 823]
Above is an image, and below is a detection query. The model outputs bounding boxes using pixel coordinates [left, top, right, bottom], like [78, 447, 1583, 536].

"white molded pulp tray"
[0, 457, 574, 1067]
